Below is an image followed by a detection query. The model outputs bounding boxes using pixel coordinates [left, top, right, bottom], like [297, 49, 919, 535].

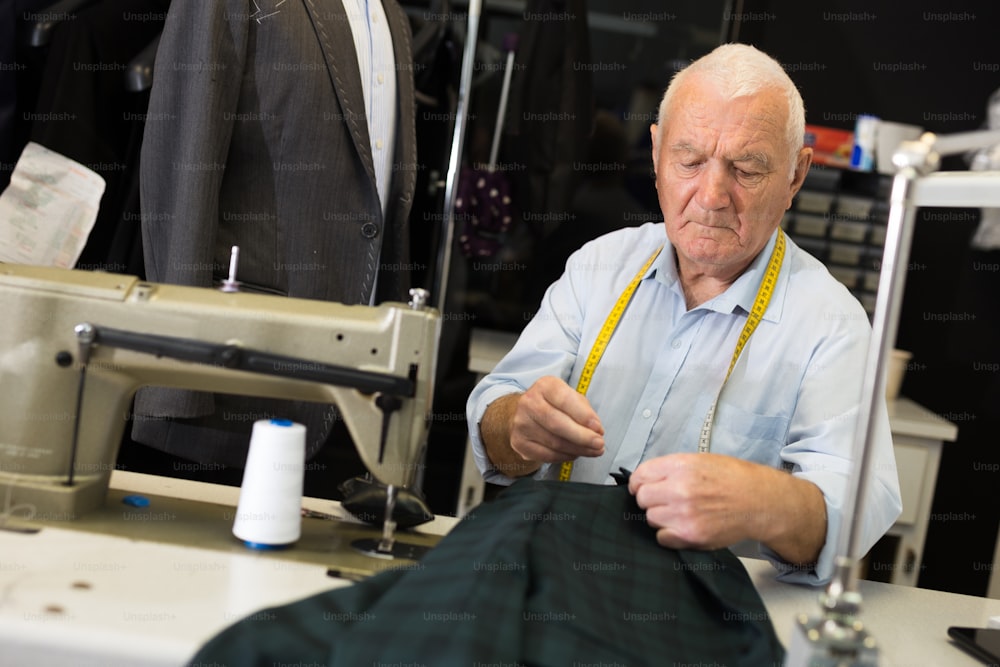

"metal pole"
[834, 166, 920, 591]
[433, 0, 483, 313]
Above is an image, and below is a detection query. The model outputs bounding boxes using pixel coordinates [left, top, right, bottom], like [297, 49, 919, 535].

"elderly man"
[466, 43, 901, 585]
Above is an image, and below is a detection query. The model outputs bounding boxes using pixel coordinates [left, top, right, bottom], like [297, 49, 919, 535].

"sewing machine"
[0, 262, 439, 542]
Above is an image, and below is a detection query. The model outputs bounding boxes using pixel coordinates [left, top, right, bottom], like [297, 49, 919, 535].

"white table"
[747, 558, 1000, 667]
[1, 471, 997, 667]
[0, 471, 456, 667]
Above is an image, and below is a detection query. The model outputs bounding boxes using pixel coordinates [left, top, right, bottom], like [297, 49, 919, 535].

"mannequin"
[129, 0, 419, 480]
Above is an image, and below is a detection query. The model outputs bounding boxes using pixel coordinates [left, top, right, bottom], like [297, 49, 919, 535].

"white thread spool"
[232, 419, 306, 549]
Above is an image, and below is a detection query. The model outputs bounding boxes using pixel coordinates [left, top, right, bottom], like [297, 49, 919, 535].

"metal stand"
[785, 129, 1000, 667]
[432, 0, 483, 312]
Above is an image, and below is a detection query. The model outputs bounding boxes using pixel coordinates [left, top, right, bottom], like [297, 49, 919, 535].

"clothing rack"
[23, 0, 158, 91]
[23, 0, 97, 47]
[125, 33, 159, 93]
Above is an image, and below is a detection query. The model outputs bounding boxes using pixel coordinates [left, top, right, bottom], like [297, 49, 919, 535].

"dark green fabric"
[191, 480, 785, 666]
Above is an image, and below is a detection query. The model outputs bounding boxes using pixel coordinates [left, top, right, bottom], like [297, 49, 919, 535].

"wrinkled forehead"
[664, 77, 791, 156]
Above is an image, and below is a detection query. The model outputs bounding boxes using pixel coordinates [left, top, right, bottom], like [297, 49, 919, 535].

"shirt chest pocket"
[709, 403, 790, 467]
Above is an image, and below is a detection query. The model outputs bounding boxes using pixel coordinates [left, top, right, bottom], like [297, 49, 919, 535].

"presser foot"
[351, 537, 432, 561]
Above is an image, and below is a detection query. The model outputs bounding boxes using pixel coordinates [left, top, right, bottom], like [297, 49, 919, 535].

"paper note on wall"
[0, 142, 105, 268]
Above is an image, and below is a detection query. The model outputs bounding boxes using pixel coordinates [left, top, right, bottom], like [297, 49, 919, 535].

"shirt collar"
[649, 227, 787, 323]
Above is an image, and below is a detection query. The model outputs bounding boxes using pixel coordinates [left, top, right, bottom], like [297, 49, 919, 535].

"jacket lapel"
[382, 0, 416, 210]
[300, 0, 378, 192]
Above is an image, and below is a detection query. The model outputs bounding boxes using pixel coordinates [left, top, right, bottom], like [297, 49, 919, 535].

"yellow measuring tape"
[558, 245, 663, 482]
[558, 229, 786, 480]
[697, 228, 785, 452]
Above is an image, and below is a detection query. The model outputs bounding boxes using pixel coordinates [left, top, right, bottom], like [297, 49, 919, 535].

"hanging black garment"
[189, 480, 785, 666]
[27, 0, 170, 275]
[0, 0, 56, 192]
[407, 0, 460, 291]
[503, 0, 594, 225]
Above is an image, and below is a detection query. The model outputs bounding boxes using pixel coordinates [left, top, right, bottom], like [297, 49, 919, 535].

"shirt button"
[642, 409, 652, 419]
[671, 339, 682, 349]
[361, 222, 379, 239]
[375, 139, 384, 150]
[377, 73, 384, 85]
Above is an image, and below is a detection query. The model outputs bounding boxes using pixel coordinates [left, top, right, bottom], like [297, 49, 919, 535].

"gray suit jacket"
[132, 0, 417, 467]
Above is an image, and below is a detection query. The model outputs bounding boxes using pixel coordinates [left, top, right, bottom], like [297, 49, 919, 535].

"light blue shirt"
[466, 222, 902, 585]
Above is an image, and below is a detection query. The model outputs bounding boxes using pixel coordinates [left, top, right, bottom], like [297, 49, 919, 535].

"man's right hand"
[479, 375, 605, 478]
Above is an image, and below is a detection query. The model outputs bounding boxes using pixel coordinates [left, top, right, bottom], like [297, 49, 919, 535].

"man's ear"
[787, 147, 813, 207]
[650, 124, 660, 177]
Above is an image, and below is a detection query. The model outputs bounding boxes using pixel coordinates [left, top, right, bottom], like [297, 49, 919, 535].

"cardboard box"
[804, 124, 854, 168]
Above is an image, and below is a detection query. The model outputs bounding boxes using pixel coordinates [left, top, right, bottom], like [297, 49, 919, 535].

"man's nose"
[694, 163, 732, 211]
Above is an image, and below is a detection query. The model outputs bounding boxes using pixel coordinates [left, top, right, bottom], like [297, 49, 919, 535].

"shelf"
[789, 166, 892, 317]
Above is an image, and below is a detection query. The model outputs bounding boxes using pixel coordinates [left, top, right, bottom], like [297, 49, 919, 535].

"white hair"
[656, 43, 806, 169]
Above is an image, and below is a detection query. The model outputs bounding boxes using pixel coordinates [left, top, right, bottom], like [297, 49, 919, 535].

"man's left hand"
[627, 452, 826, 565]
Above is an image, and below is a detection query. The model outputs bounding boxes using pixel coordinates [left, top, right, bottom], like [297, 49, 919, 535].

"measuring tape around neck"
[558, 245, 663, 481]
[558, 229, 786, 481]
[697, 228, 785, 452]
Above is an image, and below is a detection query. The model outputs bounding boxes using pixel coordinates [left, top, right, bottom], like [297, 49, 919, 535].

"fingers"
[642, 501, 707, 550]
[628, 454, 762, 551]
[509, 376, 605, 463]
[629, 454, 709, 547]
[628, 453, 690, 496]
[638, 493, 721, 551]
[536, 375, 605, 435]
[653, 526, 695, 551]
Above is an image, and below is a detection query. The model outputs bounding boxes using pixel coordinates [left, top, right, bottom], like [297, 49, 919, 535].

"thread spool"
[232, 419, 306, 549]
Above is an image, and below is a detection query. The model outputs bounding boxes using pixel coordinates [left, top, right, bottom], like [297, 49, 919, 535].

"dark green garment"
[191, 480, 785, 666]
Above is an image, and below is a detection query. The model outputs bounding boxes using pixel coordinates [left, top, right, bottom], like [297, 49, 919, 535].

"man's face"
[650, 77, 811, 277]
